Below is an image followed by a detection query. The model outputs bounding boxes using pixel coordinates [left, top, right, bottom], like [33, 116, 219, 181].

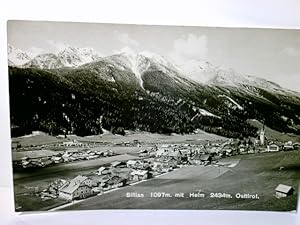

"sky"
[7, 20, 300, 92]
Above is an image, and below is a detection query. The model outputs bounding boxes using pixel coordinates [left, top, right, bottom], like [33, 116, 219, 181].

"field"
[12, 132, 62, 148]
[14, 153, 140, 180]
[12, 149, 58, 161]
[64, 151, 300, 211]
[12, 130, 226, 148]
[14, 194, 67, 211]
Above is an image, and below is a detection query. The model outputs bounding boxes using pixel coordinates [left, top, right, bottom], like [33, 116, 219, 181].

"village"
[12, 127, 298, 206]
[12, 127, 300, 170]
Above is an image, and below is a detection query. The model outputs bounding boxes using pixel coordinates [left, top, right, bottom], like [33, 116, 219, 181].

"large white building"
[59, 175, 93, 200]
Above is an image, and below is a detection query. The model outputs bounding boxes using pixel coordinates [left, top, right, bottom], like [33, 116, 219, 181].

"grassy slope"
[11, 133, 62, 148]
[247, 119, 300, 142]
[65, 151, 300, 211]
[12, 130, 226, 148]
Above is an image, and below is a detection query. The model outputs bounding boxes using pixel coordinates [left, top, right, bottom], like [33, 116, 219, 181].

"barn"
[275, 184, 294, 198]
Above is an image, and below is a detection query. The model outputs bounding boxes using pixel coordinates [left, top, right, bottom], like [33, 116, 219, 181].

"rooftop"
[275, 184, 294, 194]
[131, 170, 148, 176]
[60, 175, 89, 194]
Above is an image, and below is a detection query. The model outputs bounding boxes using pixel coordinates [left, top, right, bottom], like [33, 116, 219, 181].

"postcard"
[7, 20, 300, 212]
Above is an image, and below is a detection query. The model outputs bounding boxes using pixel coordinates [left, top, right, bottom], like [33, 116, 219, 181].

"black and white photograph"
[7, 20, 300, 212]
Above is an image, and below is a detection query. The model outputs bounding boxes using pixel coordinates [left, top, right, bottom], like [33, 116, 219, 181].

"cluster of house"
[114, 139, 142, 147]
[40, 175, 94, 201]
[154, 143, 215, 167]
[15, 149, 116, 169]
[40, 151, 188, 201]
[38, 143, 234, 202]
[39, 159, 150, 201]
[236, 140, 300, 155]
[151, 137, 300, 166]
[38, 137, 299, 202]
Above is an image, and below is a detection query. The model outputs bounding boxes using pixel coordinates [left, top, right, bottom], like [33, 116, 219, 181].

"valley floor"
[62, 151, 300, 211]
[12, 132, 300, 212]
[14, 150, 300, 212]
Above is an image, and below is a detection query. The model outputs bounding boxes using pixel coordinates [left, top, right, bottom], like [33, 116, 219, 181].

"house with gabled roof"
[110, 161, 126, 168]
[283, 141, 294, 151]
[96, 166, 110, 175]
[155, 148, 169, 157]
[126, 160, 138, 168]
[130, 170, 149, 181]
[275, 184, 294, 198]
[99, 176, 127, 190]
[267, 144, 280, 152]
[58, 175, 93, 200]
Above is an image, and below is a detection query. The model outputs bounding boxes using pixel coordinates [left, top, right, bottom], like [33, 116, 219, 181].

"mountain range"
[8, 44, 300, 139]
[8, 44, 101, 69]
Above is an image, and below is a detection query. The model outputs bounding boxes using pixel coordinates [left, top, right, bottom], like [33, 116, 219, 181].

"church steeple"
[260, 123, 265, 146]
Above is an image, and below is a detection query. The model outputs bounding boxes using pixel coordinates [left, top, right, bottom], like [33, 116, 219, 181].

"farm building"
[152, 159, 176, 172]
[155, 148, 169, 157]
[200, 154, 212, 164]
[130, 170, 149, 181]
[48, 179, 67, 195]
[152, 161, 164, 172]
[239, 144, 246, 153]
[190, 153, 212, 165]
[20, 159, 31, 168]
[62, 151, 73, 162]
[97, 175, 110, 186]
[58, 175, 93, 200]
[111, 167, 131, 179]
[179, 149, 190, 156]
[100, 176, 127, 190]
[30, 158, 43, 167]
[41, 159, 53, 167]
[275, 184, 294, 198]
[51, 156, 63, 164]
[127, 160, 138, 168]
[219, 144, 238, 157]
[62, 139, 83, 147]
[127, 160, 150, 170]
[267, 144, 280, 152]
[138, 149, 149, 157]
[283, 141, 294, 151]
[161, 144, 171, 148]
[96, 166, 111, 175]
[167, 150, 181, 160]
[110, 161, 126, 168]
[164, 158, 178, 168]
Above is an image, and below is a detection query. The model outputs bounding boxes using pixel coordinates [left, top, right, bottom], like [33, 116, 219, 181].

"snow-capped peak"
[57, 46, 101, 67]
[178, 59, 217, 83]
[23, 53, 64, 69]
[108, 47, 207, 90]
[177, 59, 286, 94]
[7, 44, 31, 66]
[115, 48, 176, 72]
[119, 46, 137, 59]
[108, 49, 182, 88]
[139, 51, 169, 66]
[210, 67, 283, 92]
